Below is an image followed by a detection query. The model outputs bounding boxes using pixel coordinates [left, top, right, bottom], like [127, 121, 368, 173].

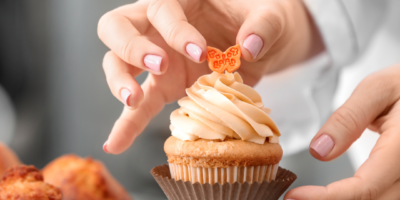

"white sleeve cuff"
[303, 0, 358, 67]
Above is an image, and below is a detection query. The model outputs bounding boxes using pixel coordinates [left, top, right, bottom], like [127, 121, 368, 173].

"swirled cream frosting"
[170, 72, 280, 144]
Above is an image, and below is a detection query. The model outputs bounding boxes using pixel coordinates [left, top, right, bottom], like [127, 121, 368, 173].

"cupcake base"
[151, 164, 297, 200]
[169, 163, 279, 184]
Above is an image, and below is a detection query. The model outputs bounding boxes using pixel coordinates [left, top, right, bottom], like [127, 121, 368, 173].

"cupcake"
[152, 45, 296, 200]
[165, 69, 282, 184]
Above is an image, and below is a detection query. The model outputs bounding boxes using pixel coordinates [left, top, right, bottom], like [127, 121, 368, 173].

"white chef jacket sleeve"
[303, 0, 389, 67]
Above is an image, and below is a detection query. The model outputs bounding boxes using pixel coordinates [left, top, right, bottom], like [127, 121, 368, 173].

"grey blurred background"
[0, 0, 174, 199]
[1, 0, 400, 200]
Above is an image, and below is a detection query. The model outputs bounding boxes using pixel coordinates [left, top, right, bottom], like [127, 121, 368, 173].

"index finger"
[104, 77, 167, 154]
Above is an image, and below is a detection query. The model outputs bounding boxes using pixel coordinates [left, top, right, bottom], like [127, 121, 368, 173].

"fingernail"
[120, 88, 131, 107]
[310, 134, 335, 157]
[144, 55, 162, 72]
[243, 34, 263, 59]
[103, 141, 110, 154]
[286, 199, 297, 200]
[186, 43, 202, 62]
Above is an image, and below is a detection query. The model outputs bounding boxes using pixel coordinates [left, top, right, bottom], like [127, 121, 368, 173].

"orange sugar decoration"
[206, 44, 241, 74]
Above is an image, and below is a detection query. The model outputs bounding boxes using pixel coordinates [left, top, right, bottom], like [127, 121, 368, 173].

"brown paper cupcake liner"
[151, 164, 297, 200]
[169, 163, 279, 184]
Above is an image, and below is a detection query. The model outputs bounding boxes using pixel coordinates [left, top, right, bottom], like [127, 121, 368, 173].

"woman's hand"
[285, 64, 400, 200]
[98, 0, 323, 154]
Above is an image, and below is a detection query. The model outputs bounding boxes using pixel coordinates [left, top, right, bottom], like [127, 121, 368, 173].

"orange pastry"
[0, 165, 62, 200]
[0, 142, 21, 177]
[42, 154, 131, 200]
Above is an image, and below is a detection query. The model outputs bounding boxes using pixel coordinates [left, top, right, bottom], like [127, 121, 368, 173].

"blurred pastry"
[42, 154, 132, 200]
[0, 142, 21, 177]
[0, 165, 62, 200]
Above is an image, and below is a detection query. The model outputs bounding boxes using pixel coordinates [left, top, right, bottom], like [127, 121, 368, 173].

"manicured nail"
[243, 34, 263, 59]
[144, 55, 162, 72]
[103, 141, 110, 154]
[186, 43, 202, 62]
[310, 134, 335, 157]
[286, 199, 297, 200]
[120, 88, 131, 107]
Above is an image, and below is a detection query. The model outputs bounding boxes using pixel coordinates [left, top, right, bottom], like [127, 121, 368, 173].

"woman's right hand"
[97, 0, 324, 154]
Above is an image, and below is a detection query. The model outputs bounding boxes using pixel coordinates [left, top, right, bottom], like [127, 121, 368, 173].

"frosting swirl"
[170, 72, 280, 144]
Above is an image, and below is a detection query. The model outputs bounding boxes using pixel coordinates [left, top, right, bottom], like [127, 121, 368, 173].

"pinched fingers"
[147, 0, 206, 63]
[98, 2, 169, 74]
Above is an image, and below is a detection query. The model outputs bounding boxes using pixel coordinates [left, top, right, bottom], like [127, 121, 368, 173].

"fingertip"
[242, 34, 264, 59]
[103, 141, 110, 154]
[120, 88, 131, 107]
[186, 43, 203, 62]
[185, 37, 207, 63]
[120, 86, 144, 110]
[144, 54, 163, 74]
[309, 134, 335, 160]
[142, 47, 170, 75]
[237, 34, 264, 62]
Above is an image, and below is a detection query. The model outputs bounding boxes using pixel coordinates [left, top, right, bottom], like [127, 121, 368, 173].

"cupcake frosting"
[170, 72, 280, 144]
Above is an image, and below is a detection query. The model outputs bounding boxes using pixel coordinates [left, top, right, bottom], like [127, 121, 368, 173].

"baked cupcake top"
[170, 71, 280, 145]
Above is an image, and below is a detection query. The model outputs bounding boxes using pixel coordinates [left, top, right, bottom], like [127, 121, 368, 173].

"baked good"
[42, 154, 131, 200]
[0, 142, 21, 177]
[0, 165, 62, 200]
[165, 69, 282, 184]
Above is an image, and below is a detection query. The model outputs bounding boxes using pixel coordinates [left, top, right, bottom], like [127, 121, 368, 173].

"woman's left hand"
[285, 64, 400, 200]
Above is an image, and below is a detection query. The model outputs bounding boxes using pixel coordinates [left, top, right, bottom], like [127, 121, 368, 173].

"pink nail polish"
[103, 141, 110, 154]
[120, 88, 131, 107]
[144, 55, 162, 72]
[243, 34, 263, 59]
[186, 43, 202, 62]
[310, 134, 335, 157]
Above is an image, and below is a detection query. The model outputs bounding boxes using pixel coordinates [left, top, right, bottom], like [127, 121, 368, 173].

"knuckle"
[362, 71, 393, 94]
[332, 106, 362, 138]
[258, 10, 284, 37]
[147, 0, 183, 47]
[98, 11, 115, 40]
[164, 20, 183, 46]
[120, 39, 135, 64]
[102, 51, 112, 70]
[102, 52, 118, 94]
[358, 71, 397, 106]
[359, 185, 380, 200]
[147, 0, 163, 23]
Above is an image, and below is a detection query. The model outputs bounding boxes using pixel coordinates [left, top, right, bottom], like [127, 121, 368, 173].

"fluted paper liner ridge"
[151, 164, 297, 200]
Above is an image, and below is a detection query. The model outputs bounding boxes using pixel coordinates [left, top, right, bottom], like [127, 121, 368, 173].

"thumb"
[309, 74, 392, 161]
[237, 8, 284, 61]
